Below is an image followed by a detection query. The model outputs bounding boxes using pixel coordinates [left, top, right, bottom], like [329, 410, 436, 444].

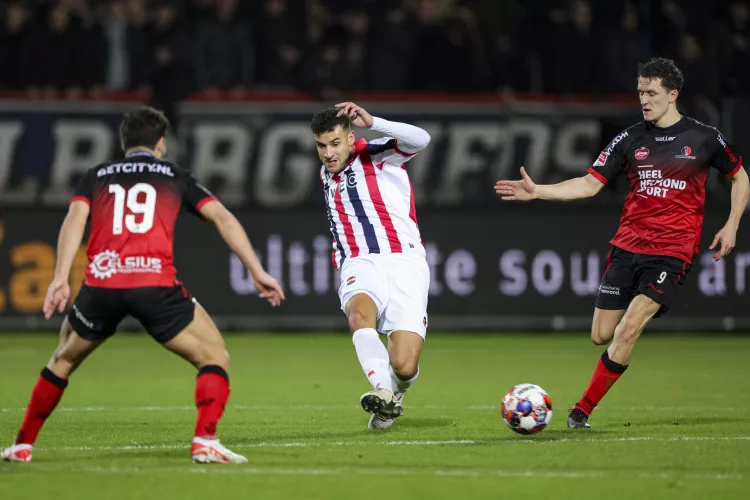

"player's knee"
[590, 328, 611, 345]
[202, 344, 229, 369]
[390, 356, 418, 381]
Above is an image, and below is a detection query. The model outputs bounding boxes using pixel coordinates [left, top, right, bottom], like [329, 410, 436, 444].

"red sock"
[16, 368, 68, 445]
[575, 351, 628, 415]
[194, 366, 230, 439]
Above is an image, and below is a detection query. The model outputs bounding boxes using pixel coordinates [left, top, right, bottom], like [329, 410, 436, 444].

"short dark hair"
[310, 108, 350, 136]
[637, 57, 684, 91]
[120, 106, 170, 150]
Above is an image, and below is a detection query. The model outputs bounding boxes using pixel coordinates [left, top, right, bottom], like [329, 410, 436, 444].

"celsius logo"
[89, 250, 162, 279]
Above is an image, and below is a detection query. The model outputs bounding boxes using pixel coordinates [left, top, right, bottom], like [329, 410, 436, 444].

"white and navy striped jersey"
[321, 137, 424, 269]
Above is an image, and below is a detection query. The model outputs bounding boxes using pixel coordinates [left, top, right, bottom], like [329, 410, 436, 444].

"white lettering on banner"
[499, 249, 601, 297]
[435, 123, 503, 204]
[289, 242, 310, 296]
[570, 252, 600, 295]
[230, 234, 339, 296]
[226, 236, 748, 299]
[0, 122, 23, 195]
[426, 243, 482, 296]
[191, 123, 252, 205]
[735, 253, 750, 294]
[444, 250, 476, 296]
[255, 124, 317, 208]
[498, 249, 527, 296]
[312, 235, 332, 295]
[425, 243, 444, 295]
[42, 121, 114, 205]
[0, 112, 735, 207]
[532, 250, 565, 296]
[699, 253, 726, 296]
[553, 120, 601, 174]
[492, 120, 552, 184]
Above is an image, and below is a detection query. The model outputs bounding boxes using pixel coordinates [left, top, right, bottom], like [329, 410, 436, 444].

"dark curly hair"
[310, 108, 351, 136]
[637, 57, 684, 91]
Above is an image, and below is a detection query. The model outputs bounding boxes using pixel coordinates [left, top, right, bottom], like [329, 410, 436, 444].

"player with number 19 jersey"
[73, 152, 216, 288]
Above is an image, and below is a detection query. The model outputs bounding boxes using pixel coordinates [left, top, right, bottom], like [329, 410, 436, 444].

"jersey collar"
[645, 114, 687, 134]
[346, 138, 368, 167]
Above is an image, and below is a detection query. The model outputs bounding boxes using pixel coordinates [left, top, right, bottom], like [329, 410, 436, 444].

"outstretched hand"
[253, 271, 286, 307]
[494, 167, 537, 201]
[709, 224, 737, 261]
[335, 102, 374, 128]
[43, 278, 70, 320]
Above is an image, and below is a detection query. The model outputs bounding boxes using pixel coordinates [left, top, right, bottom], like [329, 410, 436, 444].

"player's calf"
[387, 330, 422, 396]
[607, 295, 660, 365]
[572, 295, 660, 424]
[163, 305, 235, 447]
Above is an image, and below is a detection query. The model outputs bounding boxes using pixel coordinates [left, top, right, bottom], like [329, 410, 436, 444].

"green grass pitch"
[1, 332, 748, 499]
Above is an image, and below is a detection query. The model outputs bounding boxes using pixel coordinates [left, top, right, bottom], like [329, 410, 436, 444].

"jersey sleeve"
[70, 169, 93, 206]
[366, 137, 419, 168]
[182, 171, 218, 216]
[710, 131, 744, 177]
[587, 131, 630, 184]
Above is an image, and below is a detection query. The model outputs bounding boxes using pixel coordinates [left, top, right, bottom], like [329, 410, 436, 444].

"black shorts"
[595, 246, 690, 318]
[67, 283, 196, 343]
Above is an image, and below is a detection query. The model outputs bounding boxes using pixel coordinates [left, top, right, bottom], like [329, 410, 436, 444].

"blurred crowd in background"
[0, 0, 748, 109]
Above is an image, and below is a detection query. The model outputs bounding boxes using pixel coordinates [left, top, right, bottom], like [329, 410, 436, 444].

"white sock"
[390, 365, 419, 399]
[352, 328, 393, 391]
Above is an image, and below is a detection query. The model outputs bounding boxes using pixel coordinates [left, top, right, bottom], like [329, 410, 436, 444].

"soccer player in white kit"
[311, 102, 431, 430]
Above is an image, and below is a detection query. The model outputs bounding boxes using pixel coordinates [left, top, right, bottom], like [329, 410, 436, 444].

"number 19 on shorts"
[109, 183, 157, 235]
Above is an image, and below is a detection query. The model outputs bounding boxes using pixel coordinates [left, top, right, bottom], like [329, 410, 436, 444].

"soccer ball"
[501, 384, 553, 435]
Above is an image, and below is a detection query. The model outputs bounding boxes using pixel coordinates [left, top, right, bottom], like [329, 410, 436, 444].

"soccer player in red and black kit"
[1, 106, 285, 463]
[495, 58, 749, 428]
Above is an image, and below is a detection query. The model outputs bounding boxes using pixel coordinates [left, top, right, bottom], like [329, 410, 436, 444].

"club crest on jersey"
[675, 146, 696, 160]
[635, 147, 649, 160]
[593, 152, 608, 166]
[346, 173, 358, 188]
[89, 250, 162, 279]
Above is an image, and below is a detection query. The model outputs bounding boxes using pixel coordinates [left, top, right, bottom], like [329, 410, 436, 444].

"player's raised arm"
[495, 167, 604, 201]
[496, 128, 631, 202]
[198, 200, 286, 307]
[335, 102, 431, 154]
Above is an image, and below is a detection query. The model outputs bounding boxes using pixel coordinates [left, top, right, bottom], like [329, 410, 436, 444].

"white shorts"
[338, 253, 430, 338]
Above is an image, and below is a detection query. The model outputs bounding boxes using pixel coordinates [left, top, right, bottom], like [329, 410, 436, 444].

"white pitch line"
[1, 404, 746, 413]
[36, 435, 750, 453]
[22, 465, 743, 481]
